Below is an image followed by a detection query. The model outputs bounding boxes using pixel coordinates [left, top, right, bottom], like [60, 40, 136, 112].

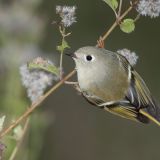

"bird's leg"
[65, 81, 82, 93]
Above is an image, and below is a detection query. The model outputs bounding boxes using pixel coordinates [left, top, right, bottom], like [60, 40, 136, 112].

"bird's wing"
[117, 53, 156, 110]
[125, 69, 160, 125]
[117, 54, 160, 125]
[104, 104, 149, 123]
[83, 90, 150, 123]
[126, 69, 156, 110]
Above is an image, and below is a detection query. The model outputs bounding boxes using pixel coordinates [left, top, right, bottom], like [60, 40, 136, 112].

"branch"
[0, 70, 76, 139]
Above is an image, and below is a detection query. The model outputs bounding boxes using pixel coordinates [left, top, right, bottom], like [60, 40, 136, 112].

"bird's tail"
[139, 105, 160, 126]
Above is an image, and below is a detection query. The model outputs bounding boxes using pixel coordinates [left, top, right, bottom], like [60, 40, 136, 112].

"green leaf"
[103, 0, 118, 11]
[120, 19, 135, 33]
[57, 39, 70, 53]
[28, 57, 60, 76]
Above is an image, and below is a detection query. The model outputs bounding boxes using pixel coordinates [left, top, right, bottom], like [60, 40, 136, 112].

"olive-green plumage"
[73, 46, 160, 126]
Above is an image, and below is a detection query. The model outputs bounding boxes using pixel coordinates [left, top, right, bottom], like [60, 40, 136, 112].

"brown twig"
[118, 0, 123, 17]
[0, 70, 76, 139]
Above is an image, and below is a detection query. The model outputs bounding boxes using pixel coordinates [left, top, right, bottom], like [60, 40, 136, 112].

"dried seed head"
[117, 49, 138, 66]
[137, 0, 160, 18]
[56, 5, 77, 27]
[20, 62, 59, 103]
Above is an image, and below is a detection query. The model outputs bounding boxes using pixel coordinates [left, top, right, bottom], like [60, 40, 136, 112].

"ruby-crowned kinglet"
[70, 46, 160, 126]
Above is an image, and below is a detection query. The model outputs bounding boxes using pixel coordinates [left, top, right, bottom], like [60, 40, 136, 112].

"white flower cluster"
[20, 61, 58, 103]
[56, 5, 77, 27]
[117, 49, 138, 66]
[137, 0, 160, 18]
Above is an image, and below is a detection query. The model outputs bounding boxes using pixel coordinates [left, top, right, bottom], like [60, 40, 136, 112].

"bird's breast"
[77, 65, 129, 102]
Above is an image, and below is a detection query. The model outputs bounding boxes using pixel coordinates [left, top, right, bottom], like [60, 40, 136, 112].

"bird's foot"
[65, 81, 82, 93]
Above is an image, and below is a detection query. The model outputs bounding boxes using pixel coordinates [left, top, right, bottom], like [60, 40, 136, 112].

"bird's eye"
[86, 55, 92, 61]
[85, 55, 95, 62]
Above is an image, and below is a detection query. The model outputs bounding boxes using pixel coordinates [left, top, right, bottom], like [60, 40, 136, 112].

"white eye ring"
[84, 55, 95, 62]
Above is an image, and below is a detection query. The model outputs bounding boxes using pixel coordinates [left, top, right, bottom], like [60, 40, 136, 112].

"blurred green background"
[0, 0, 160, 160]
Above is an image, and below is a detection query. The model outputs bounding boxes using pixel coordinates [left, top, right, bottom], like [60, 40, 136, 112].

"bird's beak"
[65, 53, 77, 59]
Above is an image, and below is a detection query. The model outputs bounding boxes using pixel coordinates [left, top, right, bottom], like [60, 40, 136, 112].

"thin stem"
[8, 118, 30, 160]
[101, 21, 117, 41]
[59, 26, 70, 80]
[118, 0, 123, 17]
[120, 1, 138, 19]
[113, 10, 118, 18]
[134, 14, 140, 22]
[59, 48, 64, 80]
[0, 70, 76, 139]
[59, 27, 65, 80]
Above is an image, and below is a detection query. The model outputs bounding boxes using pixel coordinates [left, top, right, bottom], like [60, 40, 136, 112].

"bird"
[68, 46, 160, 126]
